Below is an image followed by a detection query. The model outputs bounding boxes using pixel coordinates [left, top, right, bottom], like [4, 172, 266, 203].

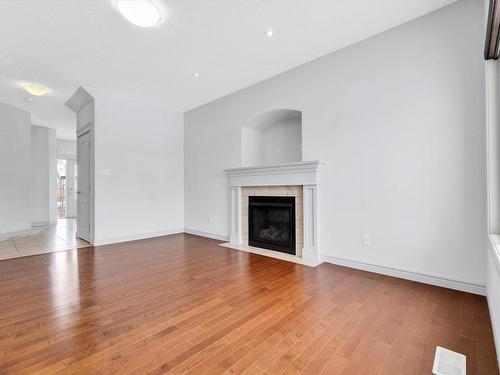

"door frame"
[76, 123, 95, 244]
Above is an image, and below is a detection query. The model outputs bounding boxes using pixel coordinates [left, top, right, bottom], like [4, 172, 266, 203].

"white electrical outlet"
[208, 217, 214, 223]
[362, 234, 371, 246]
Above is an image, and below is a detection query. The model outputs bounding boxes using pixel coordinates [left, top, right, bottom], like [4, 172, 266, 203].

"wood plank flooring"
[0, 233, 498, 374]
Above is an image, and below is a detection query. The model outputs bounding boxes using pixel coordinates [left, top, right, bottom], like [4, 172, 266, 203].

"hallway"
[0, 218, 90, 260]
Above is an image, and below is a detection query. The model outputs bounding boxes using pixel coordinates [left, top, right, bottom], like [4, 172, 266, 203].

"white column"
[302, 184, 319, 261]
[229, 186, 242, 244]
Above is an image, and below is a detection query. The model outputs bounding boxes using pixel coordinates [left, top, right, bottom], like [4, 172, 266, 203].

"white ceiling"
[0, 0, 458, 140]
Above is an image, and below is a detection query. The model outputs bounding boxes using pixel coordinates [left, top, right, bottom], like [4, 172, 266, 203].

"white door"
[77, 131, 91, 242]
[66, 159, 77, 217]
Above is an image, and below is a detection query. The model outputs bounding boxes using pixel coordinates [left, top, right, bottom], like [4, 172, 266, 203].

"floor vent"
[433, 346, 466, 375]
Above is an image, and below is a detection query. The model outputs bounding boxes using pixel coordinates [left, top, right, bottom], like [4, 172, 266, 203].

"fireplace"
[248, 196, 296, 254]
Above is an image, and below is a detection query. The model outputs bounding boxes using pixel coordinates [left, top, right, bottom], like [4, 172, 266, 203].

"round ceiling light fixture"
[24, 84, 48, 96]
[116, 0, 162, 28]
[265, 28, 274, 37]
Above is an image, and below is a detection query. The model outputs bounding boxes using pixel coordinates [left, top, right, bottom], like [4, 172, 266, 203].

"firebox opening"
[248, 196, 296, 255]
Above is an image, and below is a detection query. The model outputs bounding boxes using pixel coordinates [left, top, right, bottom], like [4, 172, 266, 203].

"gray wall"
[0, 102, 31, 235]
[31, 126, 57, 225]
[261, 118, 302, 164]
[184, 0, 486, 286]
[92, 89, 184, 245]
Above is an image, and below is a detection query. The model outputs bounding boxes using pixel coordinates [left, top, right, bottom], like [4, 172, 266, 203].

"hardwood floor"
[0, 233, 498, 374]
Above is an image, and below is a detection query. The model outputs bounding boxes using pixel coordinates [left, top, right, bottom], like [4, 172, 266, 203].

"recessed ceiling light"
[193, 72, 200, 78]
[116, 0, 162, 28]
[24, 84, 48, 96]
[265, 28, 274, 37]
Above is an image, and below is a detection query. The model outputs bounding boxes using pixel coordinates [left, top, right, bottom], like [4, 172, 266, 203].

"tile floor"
[0, 218, 91, 260]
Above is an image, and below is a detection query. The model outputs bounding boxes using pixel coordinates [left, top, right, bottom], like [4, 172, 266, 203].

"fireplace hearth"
[248, 196, 296, 255]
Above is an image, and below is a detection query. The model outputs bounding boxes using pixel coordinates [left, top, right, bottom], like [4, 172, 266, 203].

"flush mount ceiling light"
[116, 0, 162, 28]
[265, 28, 274, 37]
[193, 72, 200, 78]
[24, 84, 48, 96]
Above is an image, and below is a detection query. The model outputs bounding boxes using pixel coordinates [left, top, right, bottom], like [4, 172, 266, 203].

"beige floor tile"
[0, 239, 20, 260]
[4, 218, 91, 260]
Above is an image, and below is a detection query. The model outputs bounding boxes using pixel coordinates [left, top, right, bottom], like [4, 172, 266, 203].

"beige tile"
[241, 204, 248, 216]
[76, 239, 92, 248]
[287, 186, 302, 196]
[3, 218, 87, 260]
[0, 252, 20, 261]
[0, 239, 16, 251]
[296, 204, 303, 220]
[0, 240, 19, 260]
[270, 186, 287, 195]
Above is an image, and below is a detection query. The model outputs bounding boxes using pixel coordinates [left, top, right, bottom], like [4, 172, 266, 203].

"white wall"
[185, 0, 486, 287]
[261, 118, 301, 164]
[0, 102, 31, 236]
[242, 111, 302, 166]
[31, 125, 57, 225]
[91, 90, 184, 245]
[57, 139, 76, 159]
[241, 126, 263, 166]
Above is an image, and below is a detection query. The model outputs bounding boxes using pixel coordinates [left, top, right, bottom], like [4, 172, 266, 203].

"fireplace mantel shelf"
[225, 160, 322, 262]
[225, 160, 322, 187]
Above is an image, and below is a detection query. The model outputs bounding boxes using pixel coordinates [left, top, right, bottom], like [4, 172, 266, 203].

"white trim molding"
[31, 221, 51, 227]
[229, 187, 242, 244]
[93, 229, 184, 246]
[487, 234, 500, 369]
[226, 160, 321, 187]
[302, 184, 319, 261]
[489, 234, 500, 276]
[184, 228, 230, 242]
[322, 255, 486, 296]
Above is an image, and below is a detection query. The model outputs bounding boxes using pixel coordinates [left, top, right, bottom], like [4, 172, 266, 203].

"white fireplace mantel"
[226, 160, 321, 187]
[225, 160, 322, 262]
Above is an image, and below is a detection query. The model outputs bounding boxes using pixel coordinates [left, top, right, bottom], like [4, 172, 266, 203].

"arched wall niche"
[241, 109, 302, 166]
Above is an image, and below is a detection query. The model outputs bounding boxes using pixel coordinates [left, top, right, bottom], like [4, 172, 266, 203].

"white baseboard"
[183, 228, 229, 242]
[321, 255, 486, 296]
[32, 221, 50, 227]
[93, 228, 184, 246]
[0, 228, 32, 240]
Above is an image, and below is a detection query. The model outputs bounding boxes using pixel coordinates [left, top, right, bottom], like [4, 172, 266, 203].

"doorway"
[56, 158, 77, 219]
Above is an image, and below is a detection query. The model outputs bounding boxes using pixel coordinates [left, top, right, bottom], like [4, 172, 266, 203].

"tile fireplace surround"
[224, 161, 321, 264]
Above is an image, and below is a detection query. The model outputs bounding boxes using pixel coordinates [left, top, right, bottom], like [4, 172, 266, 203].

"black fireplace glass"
[248, 196, 295, 255]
